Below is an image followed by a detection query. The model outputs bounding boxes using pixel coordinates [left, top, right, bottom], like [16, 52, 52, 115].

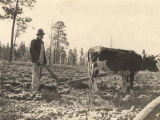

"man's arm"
[43, 45, 47, 65]
[44, 53, 47, 65]
[30, 40, 39, 63]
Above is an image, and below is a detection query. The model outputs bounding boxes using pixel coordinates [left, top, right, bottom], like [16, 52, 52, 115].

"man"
[30, 28, 47, 92]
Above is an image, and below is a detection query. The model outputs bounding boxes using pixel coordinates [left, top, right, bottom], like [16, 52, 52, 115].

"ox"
[88, 46, 159, 101]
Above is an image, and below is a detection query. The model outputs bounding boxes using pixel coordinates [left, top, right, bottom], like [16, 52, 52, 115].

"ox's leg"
[114, 71, 129, 99]
[88, 76, 93, 106]
[130, 72, 135, 96]
[88, 62, 98, 105]
[88, 61, 93, 106]
[92, 78, 98, 94]
[122, 70, 131, 94]
[122, 75, 128, 94]
[90, 63, 99, 94]
[92, 62, 100, 95]
[88, 62, 100, 105]
[113, 75, 128, 99]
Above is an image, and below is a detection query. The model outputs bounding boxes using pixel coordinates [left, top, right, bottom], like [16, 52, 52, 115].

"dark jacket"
[30, 38, 47, 65]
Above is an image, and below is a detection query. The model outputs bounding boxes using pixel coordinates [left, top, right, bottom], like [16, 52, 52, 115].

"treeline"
[0, 42, 88, 66]
[46, 47, 87, 65]
[0, 41, 30, 61]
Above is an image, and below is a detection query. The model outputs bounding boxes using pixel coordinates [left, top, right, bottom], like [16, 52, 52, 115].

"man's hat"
[36, 29, 45, 35]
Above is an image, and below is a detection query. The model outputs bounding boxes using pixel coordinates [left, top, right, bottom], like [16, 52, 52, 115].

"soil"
[0, 61, 160, 120]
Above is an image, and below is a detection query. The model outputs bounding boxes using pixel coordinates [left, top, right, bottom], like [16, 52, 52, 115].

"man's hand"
[36, 61, 41, 65]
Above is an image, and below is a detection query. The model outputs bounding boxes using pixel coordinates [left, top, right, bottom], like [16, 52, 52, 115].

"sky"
[0, 0, 160, 55]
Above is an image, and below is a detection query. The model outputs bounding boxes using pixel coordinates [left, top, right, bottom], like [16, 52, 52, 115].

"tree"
[68, 49, 73, 65]
[13, 17, 33, 60]
[142, 49, 146, 58]
[80, 48, 85, 65]
[60, 46, 66, 64]
[0, 42, 1, 59]
[72, 48, 78, 65]
[84, 51, 88, 66]
[51, 21, 69, 64]
[0, 43, 10, 60]
[48, 22, 53, 66]
[0, 0, 36, 62]
[14, 17, 32, 45]
[52, 21, 69, 48]
[15, 41, 26, 60]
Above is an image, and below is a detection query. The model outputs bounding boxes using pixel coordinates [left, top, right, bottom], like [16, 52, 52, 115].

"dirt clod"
[0, 63, 160, 120]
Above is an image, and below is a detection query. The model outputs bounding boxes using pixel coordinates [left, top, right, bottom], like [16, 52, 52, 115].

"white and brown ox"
[88, 46, 159, 98]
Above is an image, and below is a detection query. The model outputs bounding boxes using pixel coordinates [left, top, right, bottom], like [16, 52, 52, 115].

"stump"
[134, 96, 160, 120]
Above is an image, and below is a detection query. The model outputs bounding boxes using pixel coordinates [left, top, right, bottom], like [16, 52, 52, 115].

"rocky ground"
[0, 61, 160, 120]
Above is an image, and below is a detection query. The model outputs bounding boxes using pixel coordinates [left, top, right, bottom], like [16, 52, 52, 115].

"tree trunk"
[13, 24, 19, 61]
[53, 48, 55, 64]
[49, 21, 53, 66]
[9, 0, 19, 62]
[49, 44, 52, 66]
[60, 52, 61, 64]
[13, 34, 17, 61]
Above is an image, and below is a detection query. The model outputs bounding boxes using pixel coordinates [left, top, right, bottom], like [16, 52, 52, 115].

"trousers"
[32, 63, 42, 91]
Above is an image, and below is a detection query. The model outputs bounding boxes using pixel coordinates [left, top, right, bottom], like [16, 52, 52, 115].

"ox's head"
[141, 55, 159, 72]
